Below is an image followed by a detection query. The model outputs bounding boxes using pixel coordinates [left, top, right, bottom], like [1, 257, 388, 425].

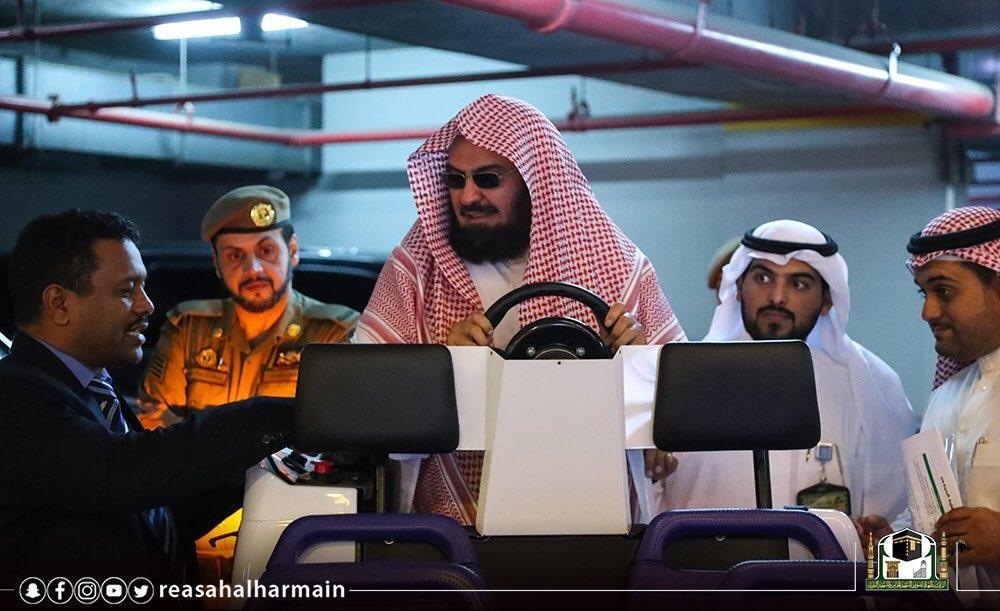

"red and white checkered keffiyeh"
[357, 94, 685, 524]
[359, 94, 683, 346]
[907, 206, 1000, 388]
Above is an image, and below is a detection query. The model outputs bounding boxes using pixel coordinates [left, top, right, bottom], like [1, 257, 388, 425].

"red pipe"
[291, 104, 915, 145]
[947, 123, 1000, 139]
[0, 93, 917, 147]
[857, 34, 1000, 55]
[53, 59, 692, 112]
[0, 0, 398, 43]
[553, 104, 908, 131]
[9, 0, 992, 122]
[967, 195, 1000, 206]
[438, 0, 996, 120]
[0, 95, 298, 144]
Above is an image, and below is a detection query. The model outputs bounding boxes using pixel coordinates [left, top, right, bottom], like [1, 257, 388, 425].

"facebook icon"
[46, 577, 74, 604]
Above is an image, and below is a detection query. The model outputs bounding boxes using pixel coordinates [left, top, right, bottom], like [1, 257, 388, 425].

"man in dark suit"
[0, 210, 294, 586]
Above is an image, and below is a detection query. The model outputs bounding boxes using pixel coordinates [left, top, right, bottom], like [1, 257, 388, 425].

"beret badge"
[250, 201, 276, 228]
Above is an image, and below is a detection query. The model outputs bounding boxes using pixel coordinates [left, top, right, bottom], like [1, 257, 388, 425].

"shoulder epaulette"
[166, 299, 224, 325]
[301, 300, 360, 324]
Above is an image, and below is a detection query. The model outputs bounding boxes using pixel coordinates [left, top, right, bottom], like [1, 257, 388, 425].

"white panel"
[477, 356, 630, 536]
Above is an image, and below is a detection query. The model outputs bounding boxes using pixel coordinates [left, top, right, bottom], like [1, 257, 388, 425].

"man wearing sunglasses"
[356, 94, 686, 526]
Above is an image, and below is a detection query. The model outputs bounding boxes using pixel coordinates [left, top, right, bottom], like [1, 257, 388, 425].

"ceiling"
[0, 1, 405, 83]
[0, 0, 996, 93]
[0, 1, 996, 195]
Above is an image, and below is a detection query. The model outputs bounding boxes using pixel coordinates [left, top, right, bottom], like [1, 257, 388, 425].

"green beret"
[201, 185, 292, 242]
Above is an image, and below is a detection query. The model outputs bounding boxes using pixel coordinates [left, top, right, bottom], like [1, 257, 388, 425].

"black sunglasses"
[441, 168, 516, 190]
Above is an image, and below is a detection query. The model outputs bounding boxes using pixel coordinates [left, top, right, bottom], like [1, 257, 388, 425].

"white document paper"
[902, 428, 963, 534]
[902, 430, 983, 598]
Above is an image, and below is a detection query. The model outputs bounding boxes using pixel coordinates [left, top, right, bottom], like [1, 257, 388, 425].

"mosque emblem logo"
[865, 528, 949, 591]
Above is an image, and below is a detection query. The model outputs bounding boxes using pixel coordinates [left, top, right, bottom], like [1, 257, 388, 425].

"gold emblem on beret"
[250, 201, 276, 228]
[286, 323, 302, 339]
[197, 348, 217, 368]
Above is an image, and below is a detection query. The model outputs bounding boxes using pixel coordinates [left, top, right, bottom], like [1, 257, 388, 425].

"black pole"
[753, 449, 772, 509]
[375, 452, 388, 513]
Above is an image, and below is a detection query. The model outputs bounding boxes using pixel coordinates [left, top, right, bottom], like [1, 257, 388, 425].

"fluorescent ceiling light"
[260, 13, 309, 32]
[152, 16, 241, 40]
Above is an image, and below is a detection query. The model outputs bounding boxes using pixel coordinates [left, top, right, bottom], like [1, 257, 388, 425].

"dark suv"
[0, 243, 383, 396]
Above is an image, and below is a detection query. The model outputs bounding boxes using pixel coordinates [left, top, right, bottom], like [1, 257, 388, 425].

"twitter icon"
[128, 577, 155, 604]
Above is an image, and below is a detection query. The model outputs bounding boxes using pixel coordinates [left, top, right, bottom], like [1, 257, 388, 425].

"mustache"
[459, 202, 499, 216]
[239, 275, 272, 289]
[756, 305, 795, 320]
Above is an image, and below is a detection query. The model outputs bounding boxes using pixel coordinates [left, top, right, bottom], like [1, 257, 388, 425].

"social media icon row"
[19, 576, 155, 604]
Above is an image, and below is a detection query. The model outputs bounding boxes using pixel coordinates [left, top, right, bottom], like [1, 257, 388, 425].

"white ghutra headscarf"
[698, 219, 917, 518]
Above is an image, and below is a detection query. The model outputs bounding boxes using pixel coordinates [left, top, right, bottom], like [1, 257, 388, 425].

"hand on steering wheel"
[446, 312, 494, 347]
[459, 282, 648, 360]
[602, 302, 647, 353]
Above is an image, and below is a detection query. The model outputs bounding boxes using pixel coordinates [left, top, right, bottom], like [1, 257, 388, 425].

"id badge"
[796, 481, 851, 515]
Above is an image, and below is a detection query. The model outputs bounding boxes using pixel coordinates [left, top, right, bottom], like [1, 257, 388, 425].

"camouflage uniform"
[137, 289, 358, 428]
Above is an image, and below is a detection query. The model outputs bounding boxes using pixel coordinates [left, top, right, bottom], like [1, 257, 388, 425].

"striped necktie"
[87, 373, 127, 434]
[87, 373, 176, 562]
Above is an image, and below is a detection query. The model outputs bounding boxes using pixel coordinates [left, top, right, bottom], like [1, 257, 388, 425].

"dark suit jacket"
[0, 333, 292, 584]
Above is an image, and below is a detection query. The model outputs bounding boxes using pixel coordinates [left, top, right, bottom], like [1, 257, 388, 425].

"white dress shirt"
[922, 345, 1000, 600]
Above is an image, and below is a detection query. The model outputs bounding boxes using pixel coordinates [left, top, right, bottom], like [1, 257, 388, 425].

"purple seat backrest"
[248, 562, 490, 610]
[266, 513, 480, 571]
[249, 514, 490, 610]
[629, 509, 846, 589]
[719, 559, 857, 589]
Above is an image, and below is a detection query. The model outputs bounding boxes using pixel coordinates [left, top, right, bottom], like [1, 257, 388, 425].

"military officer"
[136, 185, 358, 592]
[137, 185, 359, 428]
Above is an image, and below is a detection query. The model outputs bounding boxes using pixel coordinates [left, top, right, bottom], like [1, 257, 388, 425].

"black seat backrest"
[294, 344, 459, 454]
[653, 341, 820, 452]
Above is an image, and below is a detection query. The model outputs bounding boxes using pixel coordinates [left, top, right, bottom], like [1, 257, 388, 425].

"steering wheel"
[483, 281, 612, 360]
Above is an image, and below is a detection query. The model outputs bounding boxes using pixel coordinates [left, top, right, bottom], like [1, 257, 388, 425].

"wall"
[0, 53, 316, 172]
